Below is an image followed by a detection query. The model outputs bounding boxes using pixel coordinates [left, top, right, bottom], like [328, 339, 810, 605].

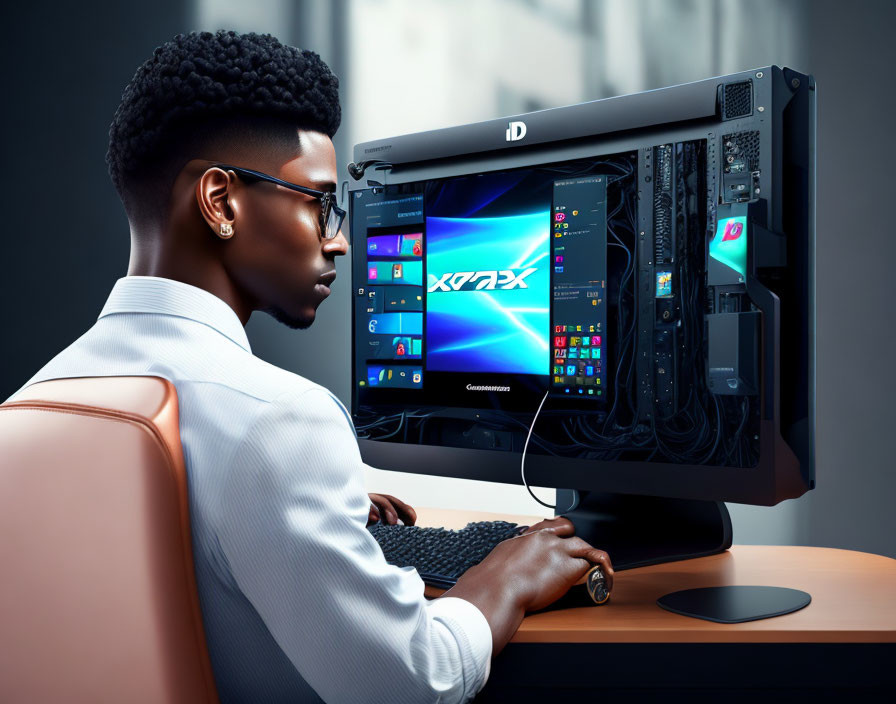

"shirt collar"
[98, 276, 252, 353]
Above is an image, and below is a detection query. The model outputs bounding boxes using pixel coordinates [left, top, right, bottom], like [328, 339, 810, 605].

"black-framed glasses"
[211, 163, 346, 240]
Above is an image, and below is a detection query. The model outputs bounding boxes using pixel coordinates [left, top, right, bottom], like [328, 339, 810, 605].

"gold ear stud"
[219, 223, 234, 238]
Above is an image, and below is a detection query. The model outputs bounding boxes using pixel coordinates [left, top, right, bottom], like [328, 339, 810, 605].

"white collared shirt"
[8, 276, 492, 704]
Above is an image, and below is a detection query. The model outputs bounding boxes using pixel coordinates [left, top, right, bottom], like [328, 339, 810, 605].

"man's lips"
[316, 270, 337, 295]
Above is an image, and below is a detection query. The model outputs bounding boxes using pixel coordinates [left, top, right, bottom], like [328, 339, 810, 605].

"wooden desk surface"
[415, 507, 896, 644]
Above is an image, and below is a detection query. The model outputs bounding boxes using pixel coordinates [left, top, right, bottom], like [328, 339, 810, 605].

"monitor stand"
[554, 489, 811, 622]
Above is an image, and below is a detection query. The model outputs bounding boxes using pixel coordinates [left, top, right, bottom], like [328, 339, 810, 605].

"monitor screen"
[354, 156, 618, 412]
[352, 142, 765, 470]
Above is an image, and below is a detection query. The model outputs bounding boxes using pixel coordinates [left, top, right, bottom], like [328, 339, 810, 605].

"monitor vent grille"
[723, 81, 753, 119]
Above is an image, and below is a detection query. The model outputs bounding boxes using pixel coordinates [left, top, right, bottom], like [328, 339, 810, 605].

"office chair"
[0, 376, 220, 703]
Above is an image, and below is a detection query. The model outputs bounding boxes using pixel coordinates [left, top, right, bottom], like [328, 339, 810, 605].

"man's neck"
[127, 245, 254, 326]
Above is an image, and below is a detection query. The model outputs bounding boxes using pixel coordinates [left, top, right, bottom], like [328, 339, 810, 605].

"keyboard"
[368, 520, 528, 589]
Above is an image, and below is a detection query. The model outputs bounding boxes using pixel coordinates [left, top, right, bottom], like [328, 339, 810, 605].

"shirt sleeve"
[216, 386, 492, 704]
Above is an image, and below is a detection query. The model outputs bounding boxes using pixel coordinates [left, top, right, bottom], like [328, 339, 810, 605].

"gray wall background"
[2, 1, 893, 557]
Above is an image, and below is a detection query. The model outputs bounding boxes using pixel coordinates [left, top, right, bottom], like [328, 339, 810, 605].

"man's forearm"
[439, 564, 526, 657]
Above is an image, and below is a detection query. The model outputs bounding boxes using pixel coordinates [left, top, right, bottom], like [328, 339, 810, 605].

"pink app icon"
[368, 267, 378, 279]
[555, 212, 566, 222]
[722, 220, 744, 242]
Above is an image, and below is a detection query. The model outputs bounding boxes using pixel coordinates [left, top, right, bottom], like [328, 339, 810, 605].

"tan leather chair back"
[0, 376, 219, 703]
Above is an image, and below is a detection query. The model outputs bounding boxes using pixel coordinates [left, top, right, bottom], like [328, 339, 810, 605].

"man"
[7, 31, 613, 703]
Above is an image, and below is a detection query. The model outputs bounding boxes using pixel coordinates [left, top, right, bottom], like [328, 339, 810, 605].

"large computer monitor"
[348, 66, 815, 603]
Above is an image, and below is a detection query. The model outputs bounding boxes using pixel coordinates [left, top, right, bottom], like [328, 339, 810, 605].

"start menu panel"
[551, 176, 608, 398]
[354, 190, 425, 392]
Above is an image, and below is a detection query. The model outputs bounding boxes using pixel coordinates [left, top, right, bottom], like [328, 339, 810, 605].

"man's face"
[221, 130, 348, 329]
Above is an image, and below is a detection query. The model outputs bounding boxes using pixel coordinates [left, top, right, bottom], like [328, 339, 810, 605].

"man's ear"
[196, 167, 236, 239]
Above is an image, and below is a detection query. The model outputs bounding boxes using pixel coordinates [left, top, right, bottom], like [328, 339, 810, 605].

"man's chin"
[264, 305, 314, 330]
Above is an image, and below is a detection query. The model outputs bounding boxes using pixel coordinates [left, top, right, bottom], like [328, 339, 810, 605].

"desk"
[416, 508, 896, 701]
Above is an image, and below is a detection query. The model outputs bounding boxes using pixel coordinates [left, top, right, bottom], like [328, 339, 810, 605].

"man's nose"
[323, 230, 349, 257]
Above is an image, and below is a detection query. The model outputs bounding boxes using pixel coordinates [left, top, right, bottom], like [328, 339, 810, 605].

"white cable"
[521, 389, 554, 509]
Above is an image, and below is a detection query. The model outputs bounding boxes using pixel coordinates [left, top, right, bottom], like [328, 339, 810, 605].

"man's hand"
[519, 516, 574, 536]
[367, 493, 417, 527]
[444, 516, 614, 657]
[517, 517, 606, 587]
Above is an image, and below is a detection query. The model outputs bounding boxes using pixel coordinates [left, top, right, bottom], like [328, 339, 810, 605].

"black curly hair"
[107, 30, 341, 221]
